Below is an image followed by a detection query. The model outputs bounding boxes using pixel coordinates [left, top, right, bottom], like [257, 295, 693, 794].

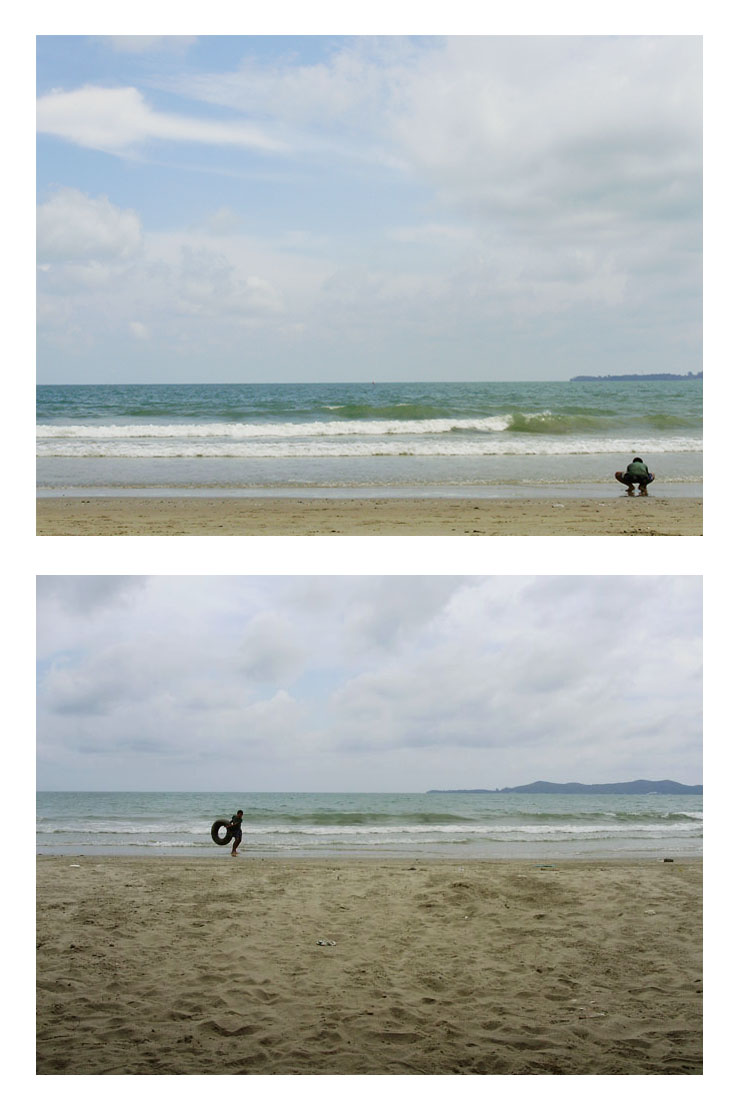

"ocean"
[36, 791, 703, 861]
[36, 380, 702, 497]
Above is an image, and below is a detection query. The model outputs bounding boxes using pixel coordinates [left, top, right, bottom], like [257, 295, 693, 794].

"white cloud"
[387, 224, 474, 245]
[37, 188, 142, 263]
[166, 36, 700, 235]
[175, 39, 403, 130]
[170, 38, 700, 341]
[200, 207, 244, 236]
[36, 577, 702, 791]
[36, 85, 286, 155]
[239, 612, 307, 684]
[37, 575, 146, 615]
[36, 194, 299, 352]
[175, 246, 286, 318]
[102, 36, 198, 55]
[386, 37, 701, 228]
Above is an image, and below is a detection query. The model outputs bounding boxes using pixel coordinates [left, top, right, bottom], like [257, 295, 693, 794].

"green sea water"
[37, 380, 702, 496]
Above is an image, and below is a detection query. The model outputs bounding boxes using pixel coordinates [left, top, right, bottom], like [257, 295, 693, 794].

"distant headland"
[428, 779, 702, 795]
[569, 373, 702, 382]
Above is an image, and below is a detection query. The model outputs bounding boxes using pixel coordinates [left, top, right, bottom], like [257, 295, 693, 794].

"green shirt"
[625, 461, 649, 478]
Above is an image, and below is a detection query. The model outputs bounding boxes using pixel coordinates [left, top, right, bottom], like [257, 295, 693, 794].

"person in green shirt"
[615, 457, 655, 496]
[227, 810, 243, 856]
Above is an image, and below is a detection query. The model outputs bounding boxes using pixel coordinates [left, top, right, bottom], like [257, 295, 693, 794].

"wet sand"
[36, 495, 702, 536]
[36, 856, 702, 1075]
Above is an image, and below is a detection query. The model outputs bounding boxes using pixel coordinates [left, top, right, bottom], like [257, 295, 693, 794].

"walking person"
[227, 809, 243, 856]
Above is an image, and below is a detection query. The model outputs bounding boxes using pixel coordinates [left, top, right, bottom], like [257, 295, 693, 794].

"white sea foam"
[40, 820, 700, 840]
[37, 431, 701, 459]
[37, 417, 514, 439]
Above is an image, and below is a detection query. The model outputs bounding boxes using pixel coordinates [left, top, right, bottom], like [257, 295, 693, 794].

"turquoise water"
[37, 380, 702, 495]
[36, 791, 703, 860]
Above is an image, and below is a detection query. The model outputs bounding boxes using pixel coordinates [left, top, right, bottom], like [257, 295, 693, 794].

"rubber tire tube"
[211, 820, 233, 846]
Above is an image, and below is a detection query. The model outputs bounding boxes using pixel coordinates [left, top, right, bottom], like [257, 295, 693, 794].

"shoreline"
[36, 494, 703, 536]
[36, 851, 701, 862]
[37, 855, 702, 1075]
[36, 847, 703, 861]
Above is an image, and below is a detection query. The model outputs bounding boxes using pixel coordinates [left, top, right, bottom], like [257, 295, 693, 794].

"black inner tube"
[211, 820, 233, 846]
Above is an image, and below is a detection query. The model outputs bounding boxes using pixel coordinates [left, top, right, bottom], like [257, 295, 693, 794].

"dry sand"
[36, 856, 702, 1075]
[36, 495, 702, 536]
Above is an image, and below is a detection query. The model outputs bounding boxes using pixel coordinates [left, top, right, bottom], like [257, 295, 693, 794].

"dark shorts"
[230, 828, 242, 847]
[616, 471, 654, 486]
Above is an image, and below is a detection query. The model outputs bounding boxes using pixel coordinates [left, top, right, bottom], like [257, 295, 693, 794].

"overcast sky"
[36, 35, 702, 384]
[36, 576, 702, 792]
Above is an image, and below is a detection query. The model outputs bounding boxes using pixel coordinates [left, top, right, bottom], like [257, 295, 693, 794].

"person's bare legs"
[615, 471, 635, 495]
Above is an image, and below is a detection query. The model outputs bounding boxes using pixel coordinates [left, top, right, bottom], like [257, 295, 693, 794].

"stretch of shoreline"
[36, 856, 702, 1075]
[36, 495, 702, 536]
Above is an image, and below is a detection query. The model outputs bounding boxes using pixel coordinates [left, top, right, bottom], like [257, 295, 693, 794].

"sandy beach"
[36, 495, 702, 536]
[36, 856, 701, 1075]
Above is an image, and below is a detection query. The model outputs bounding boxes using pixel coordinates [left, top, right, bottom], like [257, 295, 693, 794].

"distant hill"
[570, 373, 701, 382]
[428, 779, 702, 795]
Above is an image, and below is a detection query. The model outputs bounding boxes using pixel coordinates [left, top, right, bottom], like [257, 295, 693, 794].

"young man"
[615, 457, 655, 496]
[227, 809, 243, 856]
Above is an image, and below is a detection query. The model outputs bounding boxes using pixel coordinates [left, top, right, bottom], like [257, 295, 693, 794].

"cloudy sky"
[36, 34, 702, 384]
[36, 576, 702, 792]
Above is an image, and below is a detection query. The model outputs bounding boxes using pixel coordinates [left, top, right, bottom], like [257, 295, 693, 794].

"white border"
[15, 7, 735, 1106]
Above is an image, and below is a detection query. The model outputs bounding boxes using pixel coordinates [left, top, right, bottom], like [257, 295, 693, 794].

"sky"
[36, 575, 702, 792]
[36, 34, 702, 384]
